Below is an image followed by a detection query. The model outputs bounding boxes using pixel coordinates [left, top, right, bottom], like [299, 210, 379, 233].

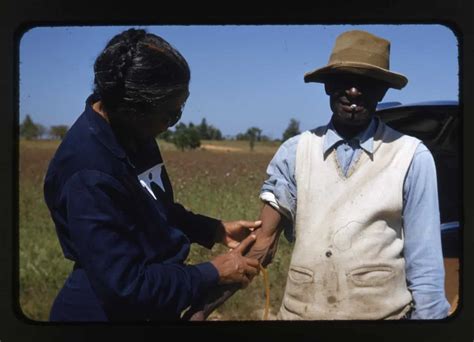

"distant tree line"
[161, 118, 300, 151]
[20, 113, 302, 151]
[159, 118, 224, 151]
[20, 115, 69, 140]
[236, 127, 269, 151]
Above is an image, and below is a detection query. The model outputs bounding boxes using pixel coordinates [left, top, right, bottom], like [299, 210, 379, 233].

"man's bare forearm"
[184, 203, 285, 320]
[259, 203, 283, 237]
[246, 203, 283, 266]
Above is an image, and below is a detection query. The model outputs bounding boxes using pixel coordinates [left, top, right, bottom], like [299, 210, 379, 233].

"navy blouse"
[44, 95, 220, 321]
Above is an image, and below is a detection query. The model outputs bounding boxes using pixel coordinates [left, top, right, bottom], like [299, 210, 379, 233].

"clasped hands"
[210, 219, 279, 288]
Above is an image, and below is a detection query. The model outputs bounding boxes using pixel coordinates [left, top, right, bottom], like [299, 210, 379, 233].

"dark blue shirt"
[44, 95, 220, 321]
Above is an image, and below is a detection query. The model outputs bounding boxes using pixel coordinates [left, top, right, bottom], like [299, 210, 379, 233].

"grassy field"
[18, 138, 460, 320]
[19, 139, 293, 321]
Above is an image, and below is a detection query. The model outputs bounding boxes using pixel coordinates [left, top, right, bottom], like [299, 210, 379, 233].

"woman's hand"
[216, 220, 262, 248]
[210, 234, 260, 288]
[245, 204, 284, 266]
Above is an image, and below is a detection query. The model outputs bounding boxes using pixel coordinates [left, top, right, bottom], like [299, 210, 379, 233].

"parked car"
[376, 100, 460, 314]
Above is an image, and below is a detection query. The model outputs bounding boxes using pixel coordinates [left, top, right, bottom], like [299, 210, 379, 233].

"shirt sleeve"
[63, 170, 219, 320]
[403, 143, 451, 319]
[167, 203, 221, 249]
[260, 136, 299, 241]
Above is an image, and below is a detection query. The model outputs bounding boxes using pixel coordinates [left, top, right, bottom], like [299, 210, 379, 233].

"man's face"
[325, 74, 388, 129]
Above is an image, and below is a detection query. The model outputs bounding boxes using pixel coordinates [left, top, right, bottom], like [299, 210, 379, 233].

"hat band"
[329, 47, 389, 70]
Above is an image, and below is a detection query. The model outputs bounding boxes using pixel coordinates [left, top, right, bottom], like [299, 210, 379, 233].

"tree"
[208, 126, 223, 140]
[172, 123, 201, 151]
[247, 127, 262, 141]
[49, 125, 69, 140]
[248, 127, 260, 151]
[20, 114, 41, 140]
[235, 126, 263, 150]
[244, 127, 262, 151]
[198, 118, 223, 141]
[198, 118, 209, 139]
[282, 118, 301, 141]
[235, 133, 247, 141]
[158, 129, 173, 141]
[174, 122, 187, 131]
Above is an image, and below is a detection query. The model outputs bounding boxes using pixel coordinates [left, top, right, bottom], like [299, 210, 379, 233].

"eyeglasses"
[139, 91, 189, 127]
[139, 102, 185, 127]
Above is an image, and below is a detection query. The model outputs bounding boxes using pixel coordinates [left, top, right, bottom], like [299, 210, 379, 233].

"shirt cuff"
[409, 292, 451, 319]
[193, 261, 220, 291]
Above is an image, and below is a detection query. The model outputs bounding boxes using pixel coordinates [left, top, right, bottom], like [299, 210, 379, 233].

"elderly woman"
[44, 28, 260, 321]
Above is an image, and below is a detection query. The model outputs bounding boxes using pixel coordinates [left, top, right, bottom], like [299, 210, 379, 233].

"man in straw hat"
[185, 29, 450, 320]
[255, 29, 451, 320]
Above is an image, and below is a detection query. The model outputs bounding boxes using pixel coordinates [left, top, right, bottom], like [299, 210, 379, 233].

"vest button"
[325, 251, 332, 258]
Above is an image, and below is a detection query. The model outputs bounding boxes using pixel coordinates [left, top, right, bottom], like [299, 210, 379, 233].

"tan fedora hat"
[304, 30, 408, 89]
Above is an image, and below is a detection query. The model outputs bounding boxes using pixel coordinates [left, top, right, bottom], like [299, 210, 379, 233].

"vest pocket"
[347, 265, 395, 287]
[288, 265, 314, 283]
[281, 265, 315, 318]
[345, 262, 412, 318]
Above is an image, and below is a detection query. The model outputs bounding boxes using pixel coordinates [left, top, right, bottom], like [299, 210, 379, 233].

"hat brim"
[304, 62, 408, 90]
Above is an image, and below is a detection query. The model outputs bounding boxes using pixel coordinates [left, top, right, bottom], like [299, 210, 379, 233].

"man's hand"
[216, 220, 262, 248]
[210, 234, 260, 288]
[184, 205, 283, 321]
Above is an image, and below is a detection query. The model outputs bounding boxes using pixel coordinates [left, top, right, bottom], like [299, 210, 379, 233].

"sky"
[19, 24, 459, 139]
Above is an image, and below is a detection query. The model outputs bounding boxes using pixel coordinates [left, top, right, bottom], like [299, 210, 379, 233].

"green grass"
[19, 139, 292, 321]
[169, 157, 292, 320]
[19, 139, 70, 321]
[19, 180, 73, 320]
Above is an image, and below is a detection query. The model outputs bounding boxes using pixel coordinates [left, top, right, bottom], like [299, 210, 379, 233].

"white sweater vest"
[278, 121, 420, 320]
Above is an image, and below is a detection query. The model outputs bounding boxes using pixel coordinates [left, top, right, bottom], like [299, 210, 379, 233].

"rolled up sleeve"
[64, 170, 218, 320]
[260, 136, 299, 241]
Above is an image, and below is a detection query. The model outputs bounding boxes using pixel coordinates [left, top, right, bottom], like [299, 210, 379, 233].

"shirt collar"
[323, 117, 378, 155]
[84, 93, 127, 161]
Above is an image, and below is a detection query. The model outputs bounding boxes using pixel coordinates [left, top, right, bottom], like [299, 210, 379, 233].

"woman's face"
[132, 91, 189, 140]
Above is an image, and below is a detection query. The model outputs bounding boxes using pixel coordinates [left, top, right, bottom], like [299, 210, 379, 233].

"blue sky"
[19, 24, 458, 139]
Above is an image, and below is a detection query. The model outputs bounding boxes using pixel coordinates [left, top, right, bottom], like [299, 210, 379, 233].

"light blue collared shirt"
[260, 117, 450, 319]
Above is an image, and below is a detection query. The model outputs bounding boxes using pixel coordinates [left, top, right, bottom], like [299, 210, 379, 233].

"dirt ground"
[200, 144, 243, 152]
